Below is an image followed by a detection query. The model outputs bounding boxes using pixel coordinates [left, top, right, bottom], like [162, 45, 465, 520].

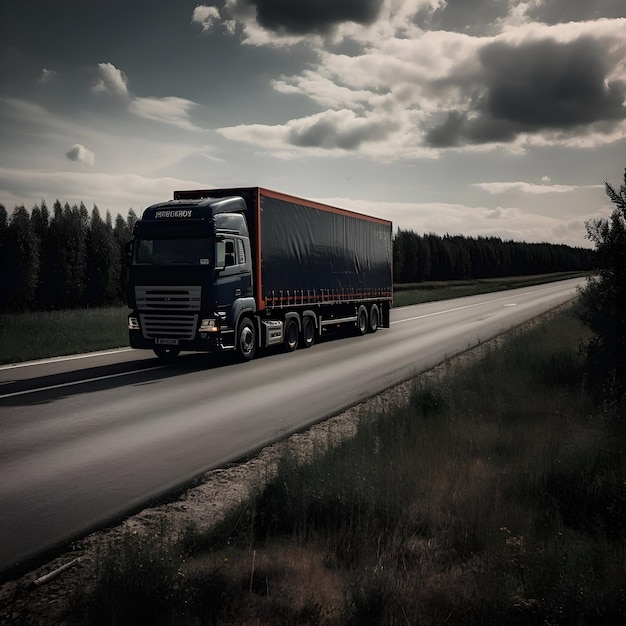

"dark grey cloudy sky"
[1, 0, 625, 246]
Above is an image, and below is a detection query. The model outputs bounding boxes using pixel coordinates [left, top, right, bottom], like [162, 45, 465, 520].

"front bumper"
[128, 312, 222, 353]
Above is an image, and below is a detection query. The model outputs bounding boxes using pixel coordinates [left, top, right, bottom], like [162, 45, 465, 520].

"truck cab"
[127, 195, 255, 360]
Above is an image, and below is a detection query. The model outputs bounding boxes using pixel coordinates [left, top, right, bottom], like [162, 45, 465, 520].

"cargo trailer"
[127, 187, 392, 361]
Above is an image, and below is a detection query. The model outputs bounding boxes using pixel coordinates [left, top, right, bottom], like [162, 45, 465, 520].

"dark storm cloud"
[415, 0, 509, 35]
[526, 0, 626, 25]
[288, 116, 397, 150]
[242, 0, 383, 35]
[426, 37, 626, 147]
[481, 38, 625, 128]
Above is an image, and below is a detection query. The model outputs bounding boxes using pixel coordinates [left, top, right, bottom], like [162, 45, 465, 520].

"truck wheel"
[301, 316, 315, 348]
[236, 317, 257, 361]
[153, 346, 180, 362]
[357, 306, 368, 336]
[369, 305, 380, 333]
[284, 318, 299, 352]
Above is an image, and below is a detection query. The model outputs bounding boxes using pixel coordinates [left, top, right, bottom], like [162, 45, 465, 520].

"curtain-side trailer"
[127, 187, 393, 361]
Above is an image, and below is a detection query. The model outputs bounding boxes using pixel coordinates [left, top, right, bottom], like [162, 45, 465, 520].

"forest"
[0, 199, 594, 313]
[0, 200, 137, 312]
[393, 229, 594, 283]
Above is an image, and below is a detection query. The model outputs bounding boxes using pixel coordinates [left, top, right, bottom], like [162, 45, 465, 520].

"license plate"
[155, 338, 179, 346]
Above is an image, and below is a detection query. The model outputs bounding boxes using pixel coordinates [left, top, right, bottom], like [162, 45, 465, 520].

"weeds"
[70, 306, 625, 624]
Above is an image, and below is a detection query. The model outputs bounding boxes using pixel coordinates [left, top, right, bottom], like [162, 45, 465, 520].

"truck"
[127, 187, 393, 361]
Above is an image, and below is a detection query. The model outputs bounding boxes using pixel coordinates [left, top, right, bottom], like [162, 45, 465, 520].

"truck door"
[215, 237, 253, 346]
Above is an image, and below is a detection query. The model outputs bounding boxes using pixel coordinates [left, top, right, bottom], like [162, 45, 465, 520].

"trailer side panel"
[258, 191, 392, 308]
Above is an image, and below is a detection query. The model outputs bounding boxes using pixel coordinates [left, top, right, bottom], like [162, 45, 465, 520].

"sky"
[1, 1, 625, 248]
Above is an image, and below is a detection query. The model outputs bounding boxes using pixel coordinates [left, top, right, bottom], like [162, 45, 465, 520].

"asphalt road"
[0, 278, 584, 574]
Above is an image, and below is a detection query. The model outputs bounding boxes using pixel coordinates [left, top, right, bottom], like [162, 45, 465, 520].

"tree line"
[1, 199, 595, 312]
[393, 230, 594, 284]
[0, 200, 137, 312]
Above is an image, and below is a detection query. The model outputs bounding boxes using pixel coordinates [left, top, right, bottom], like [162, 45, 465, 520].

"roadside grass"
[72, 305, 625, 624]
[0, 307, 129, 364]
[392, 271, 587, 307]
[0, 273, 587, 364]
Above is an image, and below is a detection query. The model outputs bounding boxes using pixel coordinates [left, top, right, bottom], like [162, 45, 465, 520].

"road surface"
[0, 278, 584, 575]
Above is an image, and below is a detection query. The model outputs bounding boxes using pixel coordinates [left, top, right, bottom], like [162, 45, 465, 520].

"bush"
[580, 168, 626, 402]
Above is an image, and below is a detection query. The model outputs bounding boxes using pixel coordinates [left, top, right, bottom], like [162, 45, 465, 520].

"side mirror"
[124, 241, 132, 267]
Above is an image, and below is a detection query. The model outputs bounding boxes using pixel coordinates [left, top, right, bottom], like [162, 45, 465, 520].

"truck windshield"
[133, 237, 213, 266]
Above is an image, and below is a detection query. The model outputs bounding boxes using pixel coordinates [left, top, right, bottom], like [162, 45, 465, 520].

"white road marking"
[0, 347, 134, 371]
[391, 288, 544, 325]
[0, 365, 165, 399]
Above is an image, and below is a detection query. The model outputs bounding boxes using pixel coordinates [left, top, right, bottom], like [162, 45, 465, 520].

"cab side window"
[236, 239, 246, 265]
[217, 238, 247, 274]
[224, 240, 236, 267]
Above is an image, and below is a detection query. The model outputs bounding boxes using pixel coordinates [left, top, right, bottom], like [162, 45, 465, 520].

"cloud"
[129, 96, 200, 131]
[472, 181, 584, 195]
[318, 195, 588, 246]
[65, 144, 95, 165]
[192, 5, 221, 32]
[526, 0, 626, 25]
[234, 0, 383, 35]
[425, 36, 626, 147]
[218, 108, 405, 159]
[209, 3, 626, 159]
[287, 110, 399, 150]
[37, 68, 57, 84]
[415, 0, 510, 35]
[91, 62, 201, 131]
[92, 62, 130, 98]
[481, 37, 625, 127]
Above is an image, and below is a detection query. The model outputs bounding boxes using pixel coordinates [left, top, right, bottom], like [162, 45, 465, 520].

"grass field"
[391, 271, 586, 307]
[0, 307, 129, 365]
[0, 272, 586, 365]
[68, 304, 625, 625]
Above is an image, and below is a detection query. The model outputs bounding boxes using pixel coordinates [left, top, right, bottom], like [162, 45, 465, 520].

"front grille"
[136, 286, 202, 340]
[135, 286, 201, 311]
[140, 313, 198, 339]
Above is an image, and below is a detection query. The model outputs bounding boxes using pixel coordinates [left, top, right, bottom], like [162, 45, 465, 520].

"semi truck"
[127, 187, 393, 361]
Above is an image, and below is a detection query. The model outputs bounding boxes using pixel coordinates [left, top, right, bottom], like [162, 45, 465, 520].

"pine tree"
[4, 206, 40, 310]
[45, 201, 88, 307]
[0, 205, 11, 310]
[84, 207, 121, 305]
[114, 212, 133, 300]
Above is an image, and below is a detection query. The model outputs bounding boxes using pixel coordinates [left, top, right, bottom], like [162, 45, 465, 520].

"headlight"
[199, 318, 219, 332]
[128, 316, 140, 330]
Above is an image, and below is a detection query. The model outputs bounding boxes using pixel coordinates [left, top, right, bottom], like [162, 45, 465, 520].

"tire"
[356, 306, 368, 336]
[153, 346, 180, 362]
[369, 305, 380, 333]
[284, 317, 299, 352]
[236, 317, 257, 361]
[301, 315, 315, 348]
